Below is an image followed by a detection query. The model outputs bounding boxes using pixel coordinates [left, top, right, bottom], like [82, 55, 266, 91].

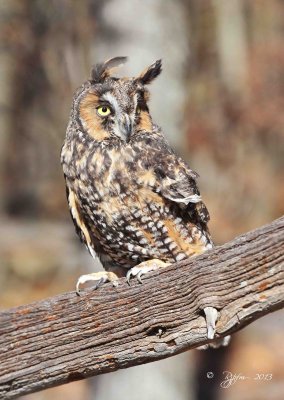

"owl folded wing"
[155, 157, 210, 224]
[64, 180, 101, 259]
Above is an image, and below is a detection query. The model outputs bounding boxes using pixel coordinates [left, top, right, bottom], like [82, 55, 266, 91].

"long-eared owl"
[61, 57, 213, 293]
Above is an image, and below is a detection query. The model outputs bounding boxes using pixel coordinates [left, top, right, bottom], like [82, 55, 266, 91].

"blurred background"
[0, 0, 283, 399]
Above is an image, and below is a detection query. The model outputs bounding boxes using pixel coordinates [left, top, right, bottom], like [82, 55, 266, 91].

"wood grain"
[0, 217, 283, 399]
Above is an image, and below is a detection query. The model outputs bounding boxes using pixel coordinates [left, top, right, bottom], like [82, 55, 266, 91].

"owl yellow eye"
[136, 106, 141, 114]
[97, 105, 111, 117]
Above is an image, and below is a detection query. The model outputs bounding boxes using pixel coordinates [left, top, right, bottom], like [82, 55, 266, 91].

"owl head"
[76, 57, 162, 142]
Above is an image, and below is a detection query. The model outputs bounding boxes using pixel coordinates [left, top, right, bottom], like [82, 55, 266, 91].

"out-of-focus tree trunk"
[0, 0, 17, 214]
[90, 0, 190, 148]
[214, 0, 249, 97]
[3, 0, 49, 217]
[2, 0, 93, 218]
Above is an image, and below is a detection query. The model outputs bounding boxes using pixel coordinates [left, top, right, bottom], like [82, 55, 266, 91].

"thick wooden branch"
[0, 217, 283, 399]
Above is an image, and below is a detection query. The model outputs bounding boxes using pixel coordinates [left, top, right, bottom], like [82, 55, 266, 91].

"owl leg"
[126, 259, 171, 284]
[76, 271, 119, 296]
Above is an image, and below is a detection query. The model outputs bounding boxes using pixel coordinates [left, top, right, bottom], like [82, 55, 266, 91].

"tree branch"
[1, 217, 283, 399]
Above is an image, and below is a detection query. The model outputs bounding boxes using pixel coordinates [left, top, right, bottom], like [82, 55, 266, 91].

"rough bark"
[0, 217, 283, 399]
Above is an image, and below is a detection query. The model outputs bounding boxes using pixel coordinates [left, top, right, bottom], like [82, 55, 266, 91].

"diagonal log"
[0, 216, 283, 399]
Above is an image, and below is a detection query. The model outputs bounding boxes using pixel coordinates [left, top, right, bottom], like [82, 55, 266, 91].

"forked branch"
[0, 217, 283, 399]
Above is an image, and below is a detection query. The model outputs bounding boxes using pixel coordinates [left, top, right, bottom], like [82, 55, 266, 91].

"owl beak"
[120, 115, 133, 142]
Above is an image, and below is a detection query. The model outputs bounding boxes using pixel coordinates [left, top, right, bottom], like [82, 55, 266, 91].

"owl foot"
[76, 271, 119, 295]
[126, 259, 170, 284]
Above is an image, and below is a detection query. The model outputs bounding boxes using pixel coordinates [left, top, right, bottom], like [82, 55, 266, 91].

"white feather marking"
[176, 253, 187, 261]
[127, 243, 134, 251]
[88, 245, 97, 260]
[168, 194, 202, 205]
[102, 92, 120, 113]
[169, 242, 177, 250]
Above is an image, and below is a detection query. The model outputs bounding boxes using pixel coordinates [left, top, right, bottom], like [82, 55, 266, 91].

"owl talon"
[93, 277, 105, 290]
[126, 269, 134, 285]
[126, 259, 170, 285]
[137, 271, 143, 284]
[76, 271, 119, 295]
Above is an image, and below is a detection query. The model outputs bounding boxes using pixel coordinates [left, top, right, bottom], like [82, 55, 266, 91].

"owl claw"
[126, 259, 170, 285]
[93, 277, 105, 290]
[126, 268, 145, 284]
[76, 271, 119, 295]
[137, 271, 144, 284]
[126, 269, 134, 285]
[126, 265, 149, 285]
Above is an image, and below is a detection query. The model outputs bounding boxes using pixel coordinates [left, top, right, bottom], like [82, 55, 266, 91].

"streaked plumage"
[61, 57, 213, 291]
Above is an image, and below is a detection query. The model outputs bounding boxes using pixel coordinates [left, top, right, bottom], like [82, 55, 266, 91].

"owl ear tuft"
[91, 56, 128, 83]
[138, 59, 162, 85]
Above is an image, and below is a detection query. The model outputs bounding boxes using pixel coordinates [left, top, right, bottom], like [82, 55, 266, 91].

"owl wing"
[64, 177, 99, 259]
[152, 150, 210, 224]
